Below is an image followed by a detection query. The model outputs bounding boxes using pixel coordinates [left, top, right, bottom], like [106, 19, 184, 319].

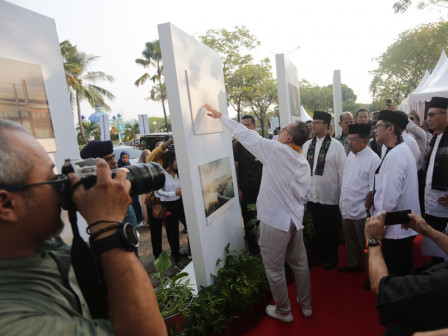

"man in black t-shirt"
[233, 115, 263, 254]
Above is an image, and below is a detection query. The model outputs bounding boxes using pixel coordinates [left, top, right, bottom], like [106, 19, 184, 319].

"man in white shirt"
[205, 104, 312, 324]
[339, 124, 380, 285]
[302, 111, 346, 270]
[372, 110, 419, 276]
[423, 97, 448, 263]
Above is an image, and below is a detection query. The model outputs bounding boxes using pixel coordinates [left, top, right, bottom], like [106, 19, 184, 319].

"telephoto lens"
[121, 162, 165, 196]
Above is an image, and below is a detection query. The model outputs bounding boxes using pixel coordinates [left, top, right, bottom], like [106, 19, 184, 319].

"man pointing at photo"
[205, 104, 312, 323]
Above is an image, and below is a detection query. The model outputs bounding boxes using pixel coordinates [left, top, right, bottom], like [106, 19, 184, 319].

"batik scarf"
[424, 127, 448, 191]
[306, 134, 332, 176]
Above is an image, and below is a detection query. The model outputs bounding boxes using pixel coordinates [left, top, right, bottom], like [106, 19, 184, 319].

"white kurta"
[374, 143, 419, 239]
[425, 134, 448, 218]
[220, 115, 311, 232]
[381, 134, 420, 167]
[302, 137, 346, 205]
[340, 146, 381, 220]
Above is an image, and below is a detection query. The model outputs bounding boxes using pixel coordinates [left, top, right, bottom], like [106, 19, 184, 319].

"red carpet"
[244, 235, 429, 336]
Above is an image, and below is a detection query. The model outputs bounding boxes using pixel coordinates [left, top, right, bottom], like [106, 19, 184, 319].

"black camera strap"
[69, 205, 109, 319]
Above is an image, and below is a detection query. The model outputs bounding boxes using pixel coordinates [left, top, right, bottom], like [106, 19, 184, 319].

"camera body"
[61, 158, 165, 210]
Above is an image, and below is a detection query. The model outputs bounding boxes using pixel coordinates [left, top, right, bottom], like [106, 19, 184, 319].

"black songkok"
[348, 124, 371, 136]
[429, 97, 448, 110]
[313, 111, 332, 124]
[80, 140, 113, 159]
[377, 110, 408, 130]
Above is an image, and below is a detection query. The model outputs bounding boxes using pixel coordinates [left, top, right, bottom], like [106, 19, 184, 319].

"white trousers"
[258, 221, 311, 313]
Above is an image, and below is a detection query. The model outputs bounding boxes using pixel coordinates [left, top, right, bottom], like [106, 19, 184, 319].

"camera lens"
[124, 162, 165, 196]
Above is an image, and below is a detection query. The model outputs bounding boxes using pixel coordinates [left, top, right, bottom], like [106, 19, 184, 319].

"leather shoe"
[338, 265, 363, 273]
[324, 257, 338, 270]
[265, 305, 293, 323]
[311, 254, 326, 267]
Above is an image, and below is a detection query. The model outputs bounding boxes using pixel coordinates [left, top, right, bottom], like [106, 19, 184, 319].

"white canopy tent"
[300, 105, 313, 122]
[409, 51, 448, 117]
[398, 70, 431, 113]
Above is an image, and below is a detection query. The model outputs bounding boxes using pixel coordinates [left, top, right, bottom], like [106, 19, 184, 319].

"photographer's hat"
[80, 140, 113, 159]
[429, 97, 448, 110]
[313, 111, 332, 124]
[377, 110, 408, 130]
[348, 124, 370, 136]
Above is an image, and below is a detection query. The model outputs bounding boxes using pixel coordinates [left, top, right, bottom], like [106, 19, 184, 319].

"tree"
[369, 22, 448, 106]
[124, 122, 140, 142]
[77, 121, 100, 143]
[393, 0, 448, 13]
[135, 40, 169, 130]
[300, 80, 363, 114]
[200, 26, 260, 122]
[60, 40, 115, 145]
[240, 59, 278, 137]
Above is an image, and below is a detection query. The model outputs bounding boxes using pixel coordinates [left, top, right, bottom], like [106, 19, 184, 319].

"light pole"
[152, 121, 157, 133]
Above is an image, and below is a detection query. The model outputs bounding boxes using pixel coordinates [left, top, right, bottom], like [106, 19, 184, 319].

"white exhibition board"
[0, 1, 83, 240]
[276, 53, 300, 127]
[138, 114, 150, 135]
[333, 70, 343, 137]
[158, 22, 244, 286]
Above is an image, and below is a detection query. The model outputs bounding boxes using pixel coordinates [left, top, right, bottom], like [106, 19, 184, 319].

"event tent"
[300, 105, 312, 122]
[409, 51, 448, 115]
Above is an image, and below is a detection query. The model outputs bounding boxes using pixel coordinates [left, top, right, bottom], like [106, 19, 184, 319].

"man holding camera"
[0, 119, 167, 335]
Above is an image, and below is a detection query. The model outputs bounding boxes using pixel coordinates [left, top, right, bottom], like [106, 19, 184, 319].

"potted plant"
[153, 251, 193, 334]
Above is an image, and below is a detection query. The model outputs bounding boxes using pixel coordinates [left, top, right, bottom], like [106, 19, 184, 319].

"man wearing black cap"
[302, 111, 347, 270]
[371, 110, 420, 276]
[423, 96, 448, 263]
[80, 140, 138, 248]
[339, 124, 380, 286]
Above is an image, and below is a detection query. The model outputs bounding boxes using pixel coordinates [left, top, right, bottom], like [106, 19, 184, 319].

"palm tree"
[135, 40, 169, 130]
[77, 121, 100, 140]
[124, 122, 140, 142]
[60, 40, 115, 145]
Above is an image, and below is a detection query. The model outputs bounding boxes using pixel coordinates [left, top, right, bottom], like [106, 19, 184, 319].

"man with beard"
[0, 119, 166, 336]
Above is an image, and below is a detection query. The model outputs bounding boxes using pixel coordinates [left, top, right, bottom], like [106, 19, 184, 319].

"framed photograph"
[185, 69, 226, 135]
[288, 82, 300, 118]
[0, 56, 56, 151]
[198, 156, 235, 224]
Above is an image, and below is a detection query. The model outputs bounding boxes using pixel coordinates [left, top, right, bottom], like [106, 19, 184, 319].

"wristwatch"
[367, 238, 381, 248]
[93, 223, 140, 255]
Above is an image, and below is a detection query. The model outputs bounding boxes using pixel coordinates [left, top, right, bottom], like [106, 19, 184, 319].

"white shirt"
[302, 136, 346, 205]
[340, 146, 380, 220]
[155, 171, 181, 202]
[425, 134, 448, 217]
[374, 143, 419, 239]
[220, 115, 310, 232]
[406, 119, 427, 170]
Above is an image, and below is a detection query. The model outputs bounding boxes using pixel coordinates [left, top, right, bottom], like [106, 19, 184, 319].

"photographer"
[365, 211, 448, 335]
[0, 119, 167, 336]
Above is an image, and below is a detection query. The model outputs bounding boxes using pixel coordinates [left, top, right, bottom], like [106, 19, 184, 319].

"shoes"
[338, 265, 363, 273]
[324, 257, 338, 270]
[183, 228, 188, 233]
[265, 305, 293, 323]
[311, 254, 326, 267]
[297, 298, 312, 317]
[363, 279, 371, 290]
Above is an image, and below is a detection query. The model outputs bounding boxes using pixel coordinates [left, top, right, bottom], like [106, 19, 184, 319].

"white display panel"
[158, 22, 244, 286]
[276, 53, 300, 127]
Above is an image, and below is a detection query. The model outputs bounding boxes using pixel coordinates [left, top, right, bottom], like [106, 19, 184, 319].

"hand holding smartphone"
[384, 210, 411, 226]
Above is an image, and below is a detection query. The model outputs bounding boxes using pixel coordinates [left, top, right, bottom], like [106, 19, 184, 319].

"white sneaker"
[297, 298, 312, 317]
[265, 305, 293, 323]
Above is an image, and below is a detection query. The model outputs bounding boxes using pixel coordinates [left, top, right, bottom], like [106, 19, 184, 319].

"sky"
[6, 0, 446, 122]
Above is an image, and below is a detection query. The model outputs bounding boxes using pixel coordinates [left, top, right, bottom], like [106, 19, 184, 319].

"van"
[139, 133, 172, 151]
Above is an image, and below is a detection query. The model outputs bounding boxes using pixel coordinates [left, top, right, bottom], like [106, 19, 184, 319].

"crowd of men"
[1, 96, 448, 335]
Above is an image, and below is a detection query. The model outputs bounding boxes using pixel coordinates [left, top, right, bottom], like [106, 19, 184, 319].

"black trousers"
[426, 214, 448, 232]
[308, 202, 340, 260]
[147, 199, 186, 259]
[382, 236, 415, 276]
[240, 188, 260, 255]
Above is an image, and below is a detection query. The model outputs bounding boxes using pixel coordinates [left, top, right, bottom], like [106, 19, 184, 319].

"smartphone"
[384, 210, 411, 226]
[386, 98, 392, 104]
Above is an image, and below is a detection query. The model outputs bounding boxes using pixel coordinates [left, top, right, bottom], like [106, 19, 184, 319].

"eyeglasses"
[348, 137, 362, 142]
[102, 154, 116, 162]
[375, 122, 389, 130]
[311, 121, 322, 126]
[281, 127, 292, 136]
[427, 112, 446, 118]
[0, 174, 69, 194]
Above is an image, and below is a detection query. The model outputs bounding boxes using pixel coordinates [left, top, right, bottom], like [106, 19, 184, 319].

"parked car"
[139, 133, 172, 151]
[113, 146, 143, 164]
